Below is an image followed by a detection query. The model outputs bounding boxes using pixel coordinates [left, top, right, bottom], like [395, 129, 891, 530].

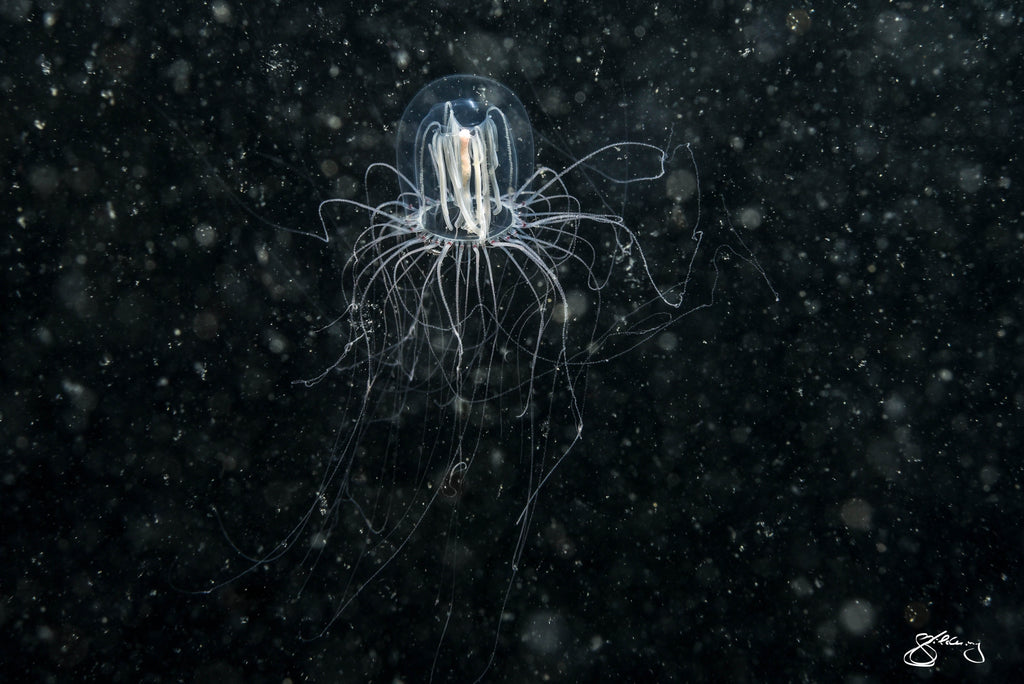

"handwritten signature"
[904, 630, 985, 667]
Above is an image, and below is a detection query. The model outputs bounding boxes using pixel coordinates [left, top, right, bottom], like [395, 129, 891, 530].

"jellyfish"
[206, 74, 767, 680]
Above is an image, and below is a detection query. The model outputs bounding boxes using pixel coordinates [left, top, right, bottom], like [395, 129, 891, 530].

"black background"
[2, 1, 1020, 681]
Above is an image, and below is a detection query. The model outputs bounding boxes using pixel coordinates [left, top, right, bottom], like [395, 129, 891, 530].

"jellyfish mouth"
[418, 201, 516, 243]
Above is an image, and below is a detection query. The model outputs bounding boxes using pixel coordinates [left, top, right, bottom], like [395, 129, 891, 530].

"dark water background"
[3, 1, 1021, 681]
